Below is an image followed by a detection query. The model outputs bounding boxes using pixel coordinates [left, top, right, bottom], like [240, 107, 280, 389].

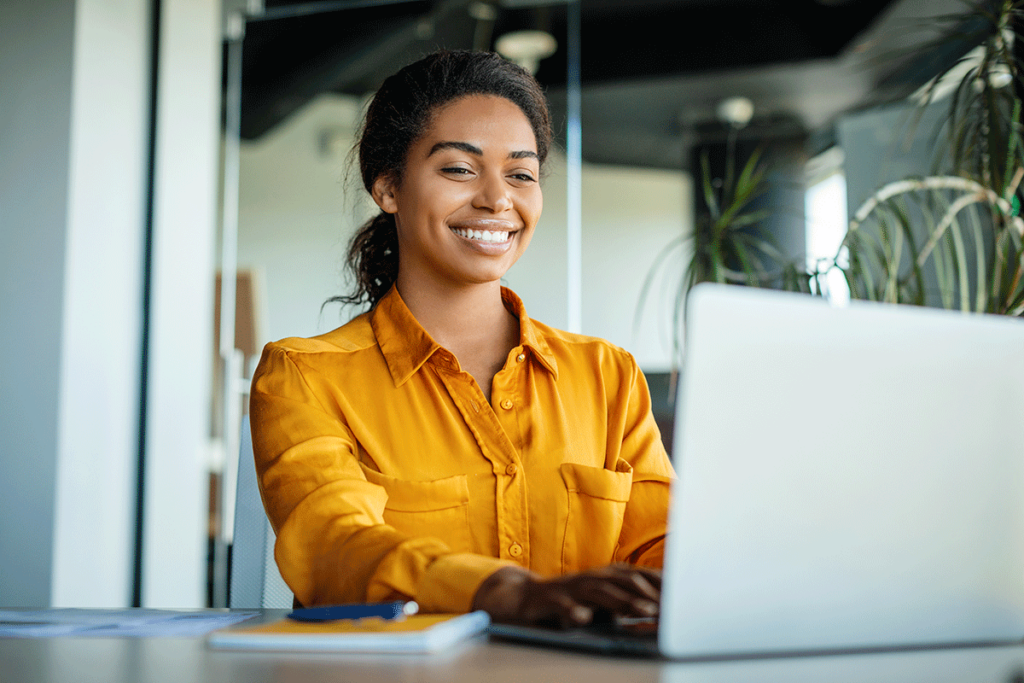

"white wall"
[0, 0, 77, 609]
[239, 93, 692, 372]
[238, 96, 365, 344]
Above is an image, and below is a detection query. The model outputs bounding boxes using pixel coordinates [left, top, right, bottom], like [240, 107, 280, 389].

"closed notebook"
[207, 611, 490, 653]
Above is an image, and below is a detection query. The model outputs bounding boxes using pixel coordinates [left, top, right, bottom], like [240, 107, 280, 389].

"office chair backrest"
[230, 414, 293, 608]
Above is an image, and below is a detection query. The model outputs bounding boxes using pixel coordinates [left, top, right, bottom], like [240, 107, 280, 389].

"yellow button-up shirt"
[250, 286, 675, 612]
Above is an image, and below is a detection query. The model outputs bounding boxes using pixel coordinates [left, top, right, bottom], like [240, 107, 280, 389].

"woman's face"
[373, 94, 543, 290]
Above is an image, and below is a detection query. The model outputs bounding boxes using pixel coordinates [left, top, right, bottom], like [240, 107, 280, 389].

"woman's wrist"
[471, 565, 533, 618]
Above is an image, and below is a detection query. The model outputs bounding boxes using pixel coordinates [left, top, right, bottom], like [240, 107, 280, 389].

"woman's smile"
[449, 218, 518, 252]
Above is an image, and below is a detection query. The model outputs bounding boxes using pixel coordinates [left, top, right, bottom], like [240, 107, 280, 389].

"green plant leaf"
[967, 202, 989, 312]
[945, 208, 971, 311]
[700, 151, 720, 221]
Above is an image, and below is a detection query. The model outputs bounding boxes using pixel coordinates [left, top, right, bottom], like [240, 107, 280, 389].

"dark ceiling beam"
[531, 0, 899, 86]
[772, 0, 899, 54]
[240, 0, 471, 139]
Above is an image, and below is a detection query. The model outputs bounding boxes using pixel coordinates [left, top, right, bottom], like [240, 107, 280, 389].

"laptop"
[490, 283, 1024, 658]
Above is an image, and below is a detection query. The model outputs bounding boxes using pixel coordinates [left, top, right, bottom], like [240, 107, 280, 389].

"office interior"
[0, 0, 989, 610]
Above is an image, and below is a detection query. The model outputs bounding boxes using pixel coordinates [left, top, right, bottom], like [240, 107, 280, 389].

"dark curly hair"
[329, 50, 553, 309]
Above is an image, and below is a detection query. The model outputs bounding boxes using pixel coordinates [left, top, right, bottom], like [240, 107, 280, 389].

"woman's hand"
[471, 564, 661, 627]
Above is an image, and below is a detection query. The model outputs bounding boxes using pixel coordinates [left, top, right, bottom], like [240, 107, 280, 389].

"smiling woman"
[248, 50, 675, 627]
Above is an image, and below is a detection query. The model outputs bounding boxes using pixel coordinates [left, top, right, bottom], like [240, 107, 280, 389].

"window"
[805, 150, 849, 306]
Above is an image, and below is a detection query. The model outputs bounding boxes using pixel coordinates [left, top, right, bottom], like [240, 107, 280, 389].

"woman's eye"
[441, 167, 471, 175]
[511, 173, 536, 183]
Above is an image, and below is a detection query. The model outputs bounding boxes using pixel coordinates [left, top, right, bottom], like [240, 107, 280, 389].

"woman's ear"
[371, 175, 398, 214]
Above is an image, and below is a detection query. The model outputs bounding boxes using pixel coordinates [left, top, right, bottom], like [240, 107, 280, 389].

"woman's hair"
[330, 50, 553, 309]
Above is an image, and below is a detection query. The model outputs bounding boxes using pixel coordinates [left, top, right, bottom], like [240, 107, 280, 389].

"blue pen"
[287, 600, 419, 622]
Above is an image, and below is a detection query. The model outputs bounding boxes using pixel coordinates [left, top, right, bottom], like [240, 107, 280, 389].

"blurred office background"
[1, 0, 979, 608]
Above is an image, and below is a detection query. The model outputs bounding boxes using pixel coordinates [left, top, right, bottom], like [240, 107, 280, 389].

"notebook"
[208, 611, 489, 653]
[491, 283, 1024, 658]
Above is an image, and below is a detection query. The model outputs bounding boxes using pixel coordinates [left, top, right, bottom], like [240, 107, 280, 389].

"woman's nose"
[473, 173, 512, 213]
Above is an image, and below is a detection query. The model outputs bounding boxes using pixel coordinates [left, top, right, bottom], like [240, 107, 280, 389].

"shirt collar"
[371, 285, 443, 387]
[500, 287, 558, 378]
[371, 285, 558, 387]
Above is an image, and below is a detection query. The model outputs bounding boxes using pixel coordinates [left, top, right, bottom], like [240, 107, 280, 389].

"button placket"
[435, 364, 529, 568]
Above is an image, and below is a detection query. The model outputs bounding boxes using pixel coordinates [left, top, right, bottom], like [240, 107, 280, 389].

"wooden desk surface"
[2, 611, 1024, 683]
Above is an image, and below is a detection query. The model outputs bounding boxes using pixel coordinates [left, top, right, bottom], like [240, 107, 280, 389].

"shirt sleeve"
[611, 354, 676, 568]
[249, 343, 514, 612]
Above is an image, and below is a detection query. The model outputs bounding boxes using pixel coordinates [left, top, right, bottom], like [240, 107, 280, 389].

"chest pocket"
[359, 465, 473, 553]
[560, 460, 633, 572]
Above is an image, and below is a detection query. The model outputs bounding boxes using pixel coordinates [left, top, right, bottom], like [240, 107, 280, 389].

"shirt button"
[509, 543, 523, 558]
[500, 398, 513, 410]
[516, 353, 526, 363]
[505, 463, 518, 476]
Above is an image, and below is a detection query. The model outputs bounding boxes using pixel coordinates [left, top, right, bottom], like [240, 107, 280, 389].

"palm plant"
[637, 141, 810, 361]
[836, 0, 1024, 315]
[687, 148, 810, 294]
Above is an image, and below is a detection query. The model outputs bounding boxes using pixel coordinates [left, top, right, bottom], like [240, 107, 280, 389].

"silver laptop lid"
[660, 284, 1024, 658]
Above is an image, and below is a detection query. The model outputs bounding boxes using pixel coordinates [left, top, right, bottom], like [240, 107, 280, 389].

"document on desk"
[207, 611, 490, 653]
[0, 609, 258, 638]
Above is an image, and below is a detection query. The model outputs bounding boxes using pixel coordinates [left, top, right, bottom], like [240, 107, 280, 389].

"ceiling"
[236, 0, 975, 169]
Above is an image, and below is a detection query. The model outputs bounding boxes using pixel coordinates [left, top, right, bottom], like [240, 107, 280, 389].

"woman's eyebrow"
[428, 141, 539, 161]
[429, 141, 482, 157]
[509, 150, 539, 160]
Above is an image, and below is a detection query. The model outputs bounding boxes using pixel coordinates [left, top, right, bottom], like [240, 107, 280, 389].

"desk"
[3, 611, 1024, 683]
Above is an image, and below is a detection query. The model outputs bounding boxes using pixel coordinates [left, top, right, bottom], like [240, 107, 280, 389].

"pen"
[287, 600, 419, 622]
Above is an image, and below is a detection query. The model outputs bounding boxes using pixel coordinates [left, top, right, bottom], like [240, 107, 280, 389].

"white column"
[142, 0, 222, 607]
[50, 0, 151, 608]
[0, 0, 151, 608]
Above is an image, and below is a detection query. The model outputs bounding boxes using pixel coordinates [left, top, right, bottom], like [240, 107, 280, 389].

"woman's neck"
[396, 276, 514, 349]
[395, 276, 519, 401]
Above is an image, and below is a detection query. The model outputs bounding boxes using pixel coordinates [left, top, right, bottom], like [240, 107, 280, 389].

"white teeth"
[452, 227, 510, 243]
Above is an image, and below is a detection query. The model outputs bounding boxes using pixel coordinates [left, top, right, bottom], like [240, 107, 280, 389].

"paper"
[0, 609, 258, 638]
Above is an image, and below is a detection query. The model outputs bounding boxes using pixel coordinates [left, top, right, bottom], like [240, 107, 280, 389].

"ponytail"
[327, 211, 399, 310]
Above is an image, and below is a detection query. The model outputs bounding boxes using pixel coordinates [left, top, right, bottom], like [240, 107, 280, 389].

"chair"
[229, 414, 293, 608]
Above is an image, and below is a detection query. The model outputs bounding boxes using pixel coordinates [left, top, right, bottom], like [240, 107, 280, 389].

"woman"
[250, 50, 675, 626]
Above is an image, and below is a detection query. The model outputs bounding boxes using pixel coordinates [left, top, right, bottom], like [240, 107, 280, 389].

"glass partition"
[209, 0, 958, 605]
